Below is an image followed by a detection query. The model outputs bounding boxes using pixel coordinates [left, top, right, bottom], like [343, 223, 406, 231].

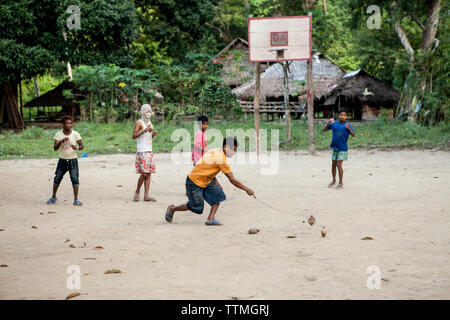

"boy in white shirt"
[47, 116, 84, 206]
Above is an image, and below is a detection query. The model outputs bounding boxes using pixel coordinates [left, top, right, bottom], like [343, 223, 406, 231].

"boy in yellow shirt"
[165, 137, 254, 225]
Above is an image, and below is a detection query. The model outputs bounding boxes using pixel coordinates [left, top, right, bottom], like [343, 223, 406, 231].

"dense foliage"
[2, 0, 448, 125]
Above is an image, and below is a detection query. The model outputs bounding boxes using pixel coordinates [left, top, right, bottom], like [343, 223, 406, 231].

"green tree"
[348, 0, 446, 121]
[0, 0, 137, 128]
[132, 0, 221, 66]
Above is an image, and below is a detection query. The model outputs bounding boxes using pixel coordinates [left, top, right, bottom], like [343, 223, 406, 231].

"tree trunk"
[67, 62, 73, 81]
[421, 0, 440, 51]
[393, 0, 441, 122]
[0, 81, 25, 128]
[33, 76, 41, 97]
[19, 80, 23, 120]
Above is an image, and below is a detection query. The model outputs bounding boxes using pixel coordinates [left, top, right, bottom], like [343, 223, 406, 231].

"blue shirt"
[328, 121, 354, 151]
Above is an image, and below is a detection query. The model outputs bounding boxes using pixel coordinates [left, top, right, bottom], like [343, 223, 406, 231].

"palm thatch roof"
[319, 69, 400, 107]
[232, 53, 344, 101]
[24, 81, 86, 108]
[213, 38, 268, 88]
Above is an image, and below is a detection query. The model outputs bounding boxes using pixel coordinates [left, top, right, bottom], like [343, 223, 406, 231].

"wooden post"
[307, 13, 315, 155]
[90, 94, 93, 123]
[283, 62, 291, 143]
[254, 62, 261, 154]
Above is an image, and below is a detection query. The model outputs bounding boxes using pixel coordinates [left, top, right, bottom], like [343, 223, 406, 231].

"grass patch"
[0, 118, 449, 159]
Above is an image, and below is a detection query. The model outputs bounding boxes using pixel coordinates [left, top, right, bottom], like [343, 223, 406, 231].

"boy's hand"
[345, 123, 350, 130]
[246, 188, 254, 196]
[152, 130, 158, 137]
[328, 118, 335, 124]
[70, 144, 78, 150]
[64, 137, 70, 143]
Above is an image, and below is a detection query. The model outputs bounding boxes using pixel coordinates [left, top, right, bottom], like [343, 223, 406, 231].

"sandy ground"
[0, 150, 449, 300]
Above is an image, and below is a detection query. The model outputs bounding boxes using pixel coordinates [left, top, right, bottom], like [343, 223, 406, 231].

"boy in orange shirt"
[165, 137, 254, 225]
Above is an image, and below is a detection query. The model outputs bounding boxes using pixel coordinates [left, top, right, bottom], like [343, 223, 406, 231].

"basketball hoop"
[248, 16, 311, 62]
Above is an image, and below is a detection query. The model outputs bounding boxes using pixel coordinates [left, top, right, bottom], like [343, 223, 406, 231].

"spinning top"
[308, 215, 315, 226]
[248, 228, 260, 234]
[321, 226, 327, 238]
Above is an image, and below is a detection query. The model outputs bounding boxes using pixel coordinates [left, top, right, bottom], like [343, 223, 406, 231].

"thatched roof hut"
[213, 38, 270, 88]
[318, 69, 400, 120]
[232, 52, 344, 102]
[24, 81, 86, 121]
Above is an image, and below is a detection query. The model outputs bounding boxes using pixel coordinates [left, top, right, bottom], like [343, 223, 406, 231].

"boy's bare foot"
[144, 196, 157, 202]
[134, 193, 140, 202]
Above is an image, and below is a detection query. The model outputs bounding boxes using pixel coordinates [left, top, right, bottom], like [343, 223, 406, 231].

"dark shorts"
[185, 176, 226, 214]
[54, 158, 79, 187]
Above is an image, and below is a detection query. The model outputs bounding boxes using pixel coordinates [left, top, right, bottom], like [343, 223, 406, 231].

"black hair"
[61, 115, 73, 124]
[338, 108, 348, 115]
[223, 137, 238, 149]
[197, 115, 209, 123]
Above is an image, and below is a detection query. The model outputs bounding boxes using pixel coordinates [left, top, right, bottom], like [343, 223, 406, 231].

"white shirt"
[136, 120, 153, 153]
[54, 130, 82, 159]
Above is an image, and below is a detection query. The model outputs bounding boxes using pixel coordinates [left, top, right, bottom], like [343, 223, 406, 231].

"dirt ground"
[0, 150, 449, 300]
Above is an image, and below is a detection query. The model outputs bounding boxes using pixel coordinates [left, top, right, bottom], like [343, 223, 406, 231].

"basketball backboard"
[248, 16, 311, 62]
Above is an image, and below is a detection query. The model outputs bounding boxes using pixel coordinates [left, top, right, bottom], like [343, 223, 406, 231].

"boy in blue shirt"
[323, 109, 355, 189]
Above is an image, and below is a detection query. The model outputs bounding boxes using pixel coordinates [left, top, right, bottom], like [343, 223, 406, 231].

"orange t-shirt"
[188, 149, 232, 188]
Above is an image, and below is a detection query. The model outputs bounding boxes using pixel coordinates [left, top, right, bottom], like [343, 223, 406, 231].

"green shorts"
[331, 149, 348, 161]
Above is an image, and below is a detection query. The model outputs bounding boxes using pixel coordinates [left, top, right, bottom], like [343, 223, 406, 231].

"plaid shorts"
[135, 152, 156, 174]
[331, 149, 348, 161]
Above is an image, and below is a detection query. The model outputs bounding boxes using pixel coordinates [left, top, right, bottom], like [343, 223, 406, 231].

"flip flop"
[144, 197, 157, 202]
[205, 219, 222, 226]
[336, 185, 344, 189]
[328, 182, 336, 188]
[133, 193, 139, 202]
[73, 200, 83, 206]
[165, 206, 174, 223]
[46, 197, 57, 204]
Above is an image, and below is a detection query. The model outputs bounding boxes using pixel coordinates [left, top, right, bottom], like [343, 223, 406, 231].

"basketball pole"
[254, 62, 261, 155]
[283, 61, 291, 143]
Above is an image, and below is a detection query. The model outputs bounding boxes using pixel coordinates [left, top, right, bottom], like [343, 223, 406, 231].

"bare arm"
[324, 118, 334, 131]
[54, 138, 67, 151]
[345, 123, 355, 137]
[77, 139, 84, 150]
[132, 121, 150, 139]
[224, 172, 254, 196]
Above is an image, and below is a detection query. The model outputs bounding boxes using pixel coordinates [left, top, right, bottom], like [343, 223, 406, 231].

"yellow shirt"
[188, 149, 232, 188]
[54, 130, 82, 159]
